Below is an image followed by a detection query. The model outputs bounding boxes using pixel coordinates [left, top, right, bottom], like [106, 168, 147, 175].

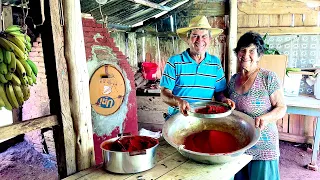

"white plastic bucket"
[283, 73, 302, 97]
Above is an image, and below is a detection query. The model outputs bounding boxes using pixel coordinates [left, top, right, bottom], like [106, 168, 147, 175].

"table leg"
[307, 117, 320, 171]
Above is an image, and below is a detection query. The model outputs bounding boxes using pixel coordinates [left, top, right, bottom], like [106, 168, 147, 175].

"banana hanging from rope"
[21, 84, 30, 101]
[3, 50, 11, 64]
[9, 52, 16, 72]
[13, 84, 24, 106]
[15, 59, 26, 77]
[4, 25, 21, 33]
[0, 48, 4, 63]
[0, 74, 8, 83]
[11, 73, 21, 86]
[5, 83, 19, 109]
[26, 59, 38, 76]
[0, 25, 40, 109]
[0, 83, 12, 110]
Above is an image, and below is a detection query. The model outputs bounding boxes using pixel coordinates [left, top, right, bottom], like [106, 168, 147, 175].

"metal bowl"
[100, 135, 159, 174]
[162, 110, 260, 164]
[187, 101, 233, 118]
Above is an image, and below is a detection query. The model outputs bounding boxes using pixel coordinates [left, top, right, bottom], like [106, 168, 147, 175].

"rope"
[21, 0, 29, 34]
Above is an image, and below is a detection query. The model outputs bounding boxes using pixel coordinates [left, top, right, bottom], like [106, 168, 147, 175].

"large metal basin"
[162, 110, 260, 164]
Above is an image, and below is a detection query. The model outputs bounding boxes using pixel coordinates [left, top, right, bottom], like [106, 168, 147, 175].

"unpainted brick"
[29, 51, 38, 57]
[32, 42, 39, 47]
[36, 37, 42, 43]
[35, 47, 43, 52]
[38, 67, 46, 73]
[35, 61, 45, 67]
[31, 47, 37, 52]
[31, 56, 44, 63]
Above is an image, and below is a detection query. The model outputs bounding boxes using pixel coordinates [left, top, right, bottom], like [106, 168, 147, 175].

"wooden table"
[285, 95, 320, 170]
[64, 139, 252, 180]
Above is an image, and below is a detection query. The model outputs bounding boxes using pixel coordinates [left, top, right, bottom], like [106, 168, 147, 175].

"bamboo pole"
[227, 0, 238, 80]
[62, 0, 95, 171]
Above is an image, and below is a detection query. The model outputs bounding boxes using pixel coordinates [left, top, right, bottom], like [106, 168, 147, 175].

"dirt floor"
[0, 140, 58, 180]
[279, 141, 320, 180]
[0, 139, 320, 180]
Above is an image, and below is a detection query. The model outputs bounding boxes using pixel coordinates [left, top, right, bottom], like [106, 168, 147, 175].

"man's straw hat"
[176, 16, 223, 40]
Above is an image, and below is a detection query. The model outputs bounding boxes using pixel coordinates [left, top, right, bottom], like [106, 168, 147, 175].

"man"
[160, 15, 235, 119]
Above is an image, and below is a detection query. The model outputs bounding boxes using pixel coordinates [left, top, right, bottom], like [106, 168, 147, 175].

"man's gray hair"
[186, 28, 212, 39]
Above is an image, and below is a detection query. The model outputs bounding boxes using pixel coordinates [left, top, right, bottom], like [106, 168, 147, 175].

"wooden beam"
[63, 0, 95, 171]
[121, 0, 187, 25]
[42, 0, 76, 177]
[238, 27, 320, 36]
[238, 1, 319, 14]
[131, 0, 192, 31]
[1, 5, 19, 124]
[127, 0, 171, 11]
[279, 132, 313, 144]
[227, 0, 238, 81]
[0, 0, 2, 31]
[2, 5, 12, 30]
[0, 115, 58, 140]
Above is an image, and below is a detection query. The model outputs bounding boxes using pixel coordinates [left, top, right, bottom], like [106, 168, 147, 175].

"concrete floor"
[137, 95, 320, 180]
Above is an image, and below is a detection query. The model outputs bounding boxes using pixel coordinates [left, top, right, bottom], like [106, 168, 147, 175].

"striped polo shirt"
[160, 49, 227, 117]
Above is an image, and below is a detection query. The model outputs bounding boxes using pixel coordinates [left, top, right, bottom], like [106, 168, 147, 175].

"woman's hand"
[222, 98, 236, 110]
[255, 115, 268, 130]
[176, 98, 191, 116]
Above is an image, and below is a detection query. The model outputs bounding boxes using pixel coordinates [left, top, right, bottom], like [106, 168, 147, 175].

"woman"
[228, 32, 287, 180]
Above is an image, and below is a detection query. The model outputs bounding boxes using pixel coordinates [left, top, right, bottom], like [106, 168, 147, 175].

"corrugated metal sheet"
[2, 0, 26, 6]
[80, 0, 190, 28]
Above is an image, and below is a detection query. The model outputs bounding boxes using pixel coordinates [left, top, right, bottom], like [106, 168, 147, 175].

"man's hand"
[222, 98, 235, 110]
[160, 87, 190, 116]
[176, 98, 191, 116]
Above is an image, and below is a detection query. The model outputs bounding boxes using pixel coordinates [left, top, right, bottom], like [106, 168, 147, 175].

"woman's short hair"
[234, 31, 265, 56]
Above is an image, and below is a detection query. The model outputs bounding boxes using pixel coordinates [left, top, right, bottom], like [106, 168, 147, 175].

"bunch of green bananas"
[0, 25, 38, 110]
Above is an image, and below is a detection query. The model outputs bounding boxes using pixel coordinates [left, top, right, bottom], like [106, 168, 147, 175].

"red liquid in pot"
[103, 136, 158, 152]
[195, 105, 228, 114]
[183, 130, 240, 153]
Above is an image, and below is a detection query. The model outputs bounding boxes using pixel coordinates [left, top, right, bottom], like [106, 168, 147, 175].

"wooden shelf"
[0, 115, 58, 140]
[288, 71, 315, 76]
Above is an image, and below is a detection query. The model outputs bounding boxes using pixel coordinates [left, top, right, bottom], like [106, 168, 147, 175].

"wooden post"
[42, 0, 76, 177]
[2, 5, 13, 31]
[63, 0, 95, 171]
[227, 0, 238, 80]
[2, 5, 21, 123]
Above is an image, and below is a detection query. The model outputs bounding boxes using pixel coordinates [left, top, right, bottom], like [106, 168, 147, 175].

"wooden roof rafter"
[127, 0, 172, 11]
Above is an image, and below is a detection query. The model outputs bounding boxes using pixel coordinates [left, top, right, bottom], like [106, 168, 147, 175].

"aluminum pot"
[162, 110, 261, 164]
[100, 134, 159, 174]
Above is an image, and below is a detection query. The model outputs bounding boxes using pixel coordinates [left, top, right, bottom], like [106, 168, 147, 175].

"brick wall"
[82, 17, 138, 164]
[22, 36, 50, 120]
[22, 36, 50, 152]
